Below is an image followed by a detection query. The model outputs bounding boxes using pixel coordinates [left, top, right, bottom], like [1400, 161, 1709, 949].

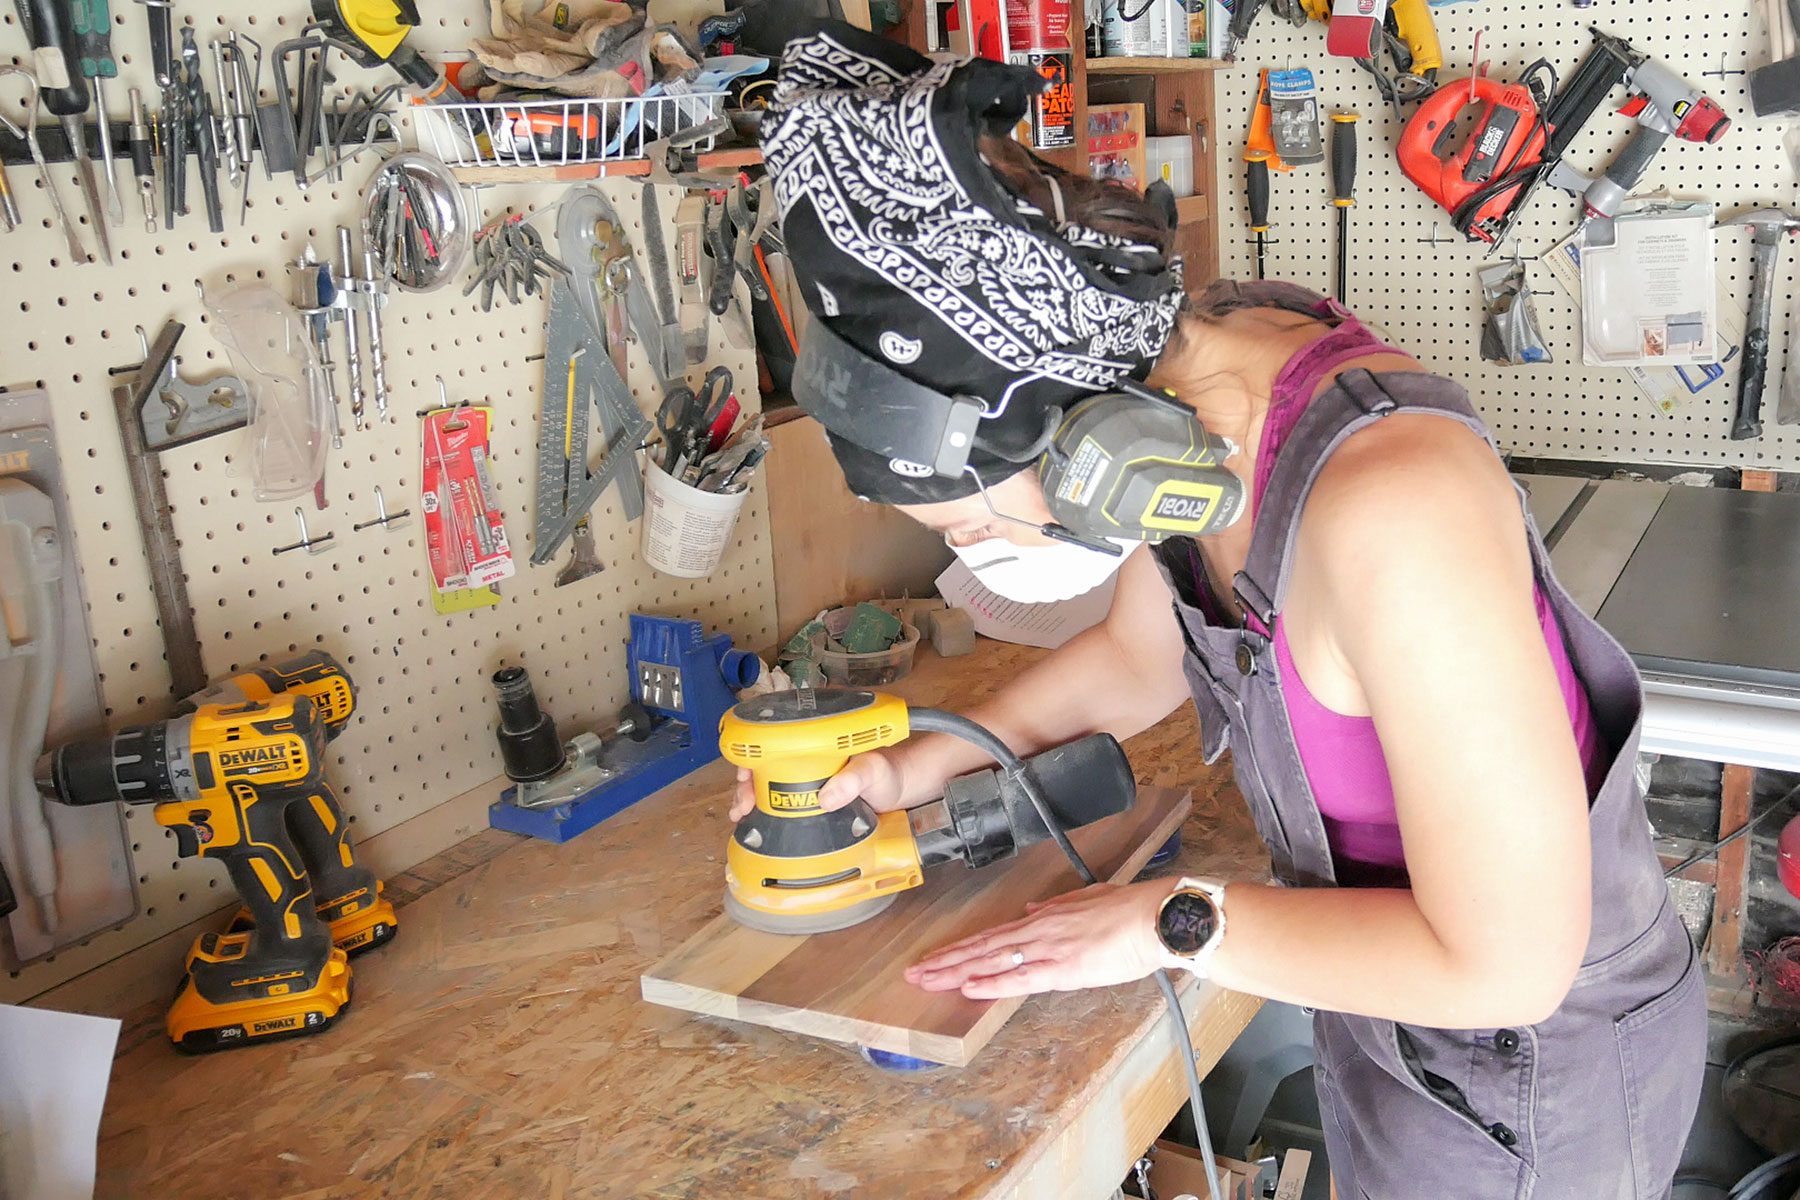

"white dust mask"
[949, 536, 1139, 604]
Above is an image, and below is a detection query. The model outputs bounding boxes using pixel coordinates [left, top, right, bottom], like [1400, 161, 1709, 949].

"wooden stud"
[1707, 763, 1756, 980]
[1743, 469, 1779, 493]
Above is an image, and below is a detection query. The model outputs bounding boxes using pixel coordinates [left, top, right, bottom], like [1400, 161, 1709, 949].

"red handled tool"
[1397, 73, 1549, 244]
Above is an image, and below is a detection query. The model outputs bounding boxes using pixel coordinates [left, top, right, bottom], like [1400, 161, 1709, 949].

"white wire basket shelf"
[416, 91, 728, 170]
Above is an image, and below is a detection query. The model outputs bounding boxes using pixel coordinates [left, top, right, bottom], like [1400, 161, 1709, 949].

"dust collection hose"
[908, 708, 1224, 1200]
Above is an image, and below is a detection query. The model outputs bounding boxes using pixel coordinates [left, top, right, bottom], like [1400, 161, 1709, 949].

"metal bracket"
[113, 322, 251, 451]
[272, 506, 335, 555]
[515, 732, 615, 809]
[1703, 53, 1747, 82]
[351, 485, 410, 532]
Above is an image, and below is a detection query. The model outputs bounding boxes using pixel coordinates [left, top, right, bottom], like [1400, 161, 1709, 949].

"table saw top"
[1519, 474, 1800, 691]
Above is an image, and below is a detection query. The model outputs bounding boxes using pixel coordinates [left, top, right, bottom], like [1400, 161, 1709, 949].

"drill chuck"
[492, 666, 566, 783]
[42, 718, 193, 807]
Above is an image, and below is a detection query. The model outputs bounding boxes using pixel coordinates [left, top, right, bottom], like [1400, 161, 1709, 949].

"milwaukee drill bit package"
[421, 404, 515, 592]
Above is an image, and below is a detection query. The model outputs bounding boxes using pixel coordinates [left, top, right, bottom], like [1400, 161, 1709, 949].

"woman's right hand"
[728, 748, 911, 822]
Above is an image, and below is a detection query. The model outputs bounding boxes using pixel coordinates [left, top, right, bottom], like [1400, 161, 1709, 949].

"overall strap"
[1232, 369, 1495, 629]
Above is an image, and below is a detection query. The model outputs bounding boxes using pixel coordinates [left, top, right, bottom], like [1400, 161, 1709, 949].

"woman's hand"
[727, 747, 910, 822]
[904, 879, 1175, 999]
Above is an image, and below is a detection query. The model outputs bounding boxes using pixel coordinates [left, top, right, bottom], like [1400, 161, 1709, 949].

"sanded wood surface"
[642, 786, 1191, 1065]
[91, 640, 1271, 1200]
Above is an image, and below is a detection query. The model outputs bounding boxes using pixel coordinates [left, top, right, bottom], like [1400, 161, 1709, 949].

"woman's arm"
[913, 420, 1594, 1029]
[875, 545, 1193, 805]
[730, 545, 1193, 819]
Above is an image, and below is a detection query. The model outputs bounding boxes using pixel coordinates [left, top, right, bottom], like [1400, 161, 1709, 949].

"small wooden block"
[1274, 1148, 1312, 1199]
[897, 596, 949, 629]
[926, 606, 977, 657]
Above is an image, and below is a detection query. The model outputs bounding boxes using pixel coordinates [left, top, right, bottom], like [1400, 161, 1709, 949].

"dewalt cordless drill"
[39, 695, 352, 1052]
[190, 652, 398, 956]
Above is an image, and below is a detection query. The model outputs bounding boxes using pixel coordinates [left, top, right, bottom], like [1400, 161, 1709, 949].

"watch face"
[1158, 890, 1217, 956]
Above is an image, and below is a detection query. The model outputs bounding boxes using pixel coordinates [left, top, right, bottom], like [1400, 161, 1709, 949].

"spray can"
[1103, 0, 1180, 56]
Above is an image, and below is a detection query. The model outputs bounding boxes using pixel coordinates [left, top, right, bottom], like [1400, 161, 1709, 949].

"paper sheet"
[1571, 205, 1717, 367]
[935, 559, 1116, 650]
[1543, 211, 1744, 415]
[0, 1004, 121, 1200]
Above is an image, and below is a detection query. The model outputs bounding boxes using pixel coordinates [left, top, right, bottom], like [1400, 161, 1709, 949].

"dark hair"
[977, 133, 1177, 257]
[974, 134, 1251, 337]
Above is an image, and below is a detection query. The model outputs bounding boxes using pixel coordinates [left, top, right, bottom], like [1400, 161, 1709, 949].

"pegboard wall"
[1213, 0, 1800, 470]
[0, 2, 777, 1004]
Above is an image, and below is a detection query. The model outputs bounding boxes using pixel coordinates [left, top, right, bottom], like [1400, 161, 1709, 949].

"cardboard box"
[1142, 1140, 1311, 1200]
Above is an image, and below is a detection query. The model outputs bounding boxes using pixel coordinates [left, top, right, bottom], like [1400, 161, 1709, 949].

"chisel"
[15, 0, 109, 261]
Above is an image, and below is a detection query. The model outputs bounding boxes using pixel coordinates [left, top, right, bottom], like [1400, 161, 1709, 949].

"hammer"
[1722, 209, 1800, 441]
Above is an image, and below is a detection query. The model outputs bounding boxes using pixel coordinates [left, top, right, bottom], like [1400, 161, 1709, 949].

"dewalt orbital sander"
[39, 695, 351, 1051]
[720, 690, 1137, 933]
[192, 652, 398, 956]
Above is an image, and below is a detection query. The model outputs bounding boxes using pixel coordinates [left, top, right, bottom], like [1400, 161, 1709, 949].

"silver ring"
[1010, 950, 1025, 967]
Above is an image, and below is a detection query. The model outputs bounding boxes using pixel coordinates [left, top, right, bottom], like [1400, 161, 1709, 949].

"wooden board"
[1088, 56, 1227, 73]
[641, 786, 1191, 1066]
[1708, 762, 1755, 981]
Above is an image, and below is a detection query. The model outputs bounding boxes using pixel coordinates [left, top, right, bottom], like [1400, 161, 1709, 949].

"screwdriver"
[1244, 68, 1287, 283]
[1247, 159, 1271, 281]
[1329, 111, 1359, 307]
[68, 0, 124, 226]
[13, 0, 108, 262]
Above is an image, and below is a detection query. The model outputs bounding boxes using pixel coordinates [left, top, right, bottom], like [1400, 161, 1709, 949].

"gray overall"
[1150, 293, 1706, 1199]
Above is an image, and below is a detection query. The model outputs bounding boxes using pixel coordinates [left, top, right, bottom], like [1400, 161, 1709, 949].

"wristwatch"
[1155, 876, 1227, 973]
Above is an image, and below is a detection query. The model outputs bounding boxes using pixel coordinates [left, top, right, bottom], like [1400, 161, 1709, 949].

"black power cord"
[910, 708, 1224, 1200]
[1663, 782, 1800, 880]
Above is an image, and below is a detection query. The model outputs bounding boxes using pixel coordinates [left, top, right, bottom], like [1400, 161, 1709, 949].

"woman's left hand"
[904, 879, 1175, 999]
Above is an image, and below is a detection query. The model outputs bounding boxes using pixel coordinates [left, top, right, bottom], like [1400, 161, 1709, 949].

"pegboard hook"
[272, 507, 336, 556]
[352, 486, 412, 533]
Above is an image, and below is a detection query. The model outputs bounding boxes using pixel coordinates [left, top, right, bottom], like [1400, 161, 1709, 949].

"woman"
[744, 23, 1705, 1199]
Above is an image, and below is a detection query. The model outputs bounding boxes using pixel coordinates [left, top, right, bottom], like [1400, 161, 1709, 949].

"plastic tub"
[814, 614, 921, 686]
[641, 459, 750, 578]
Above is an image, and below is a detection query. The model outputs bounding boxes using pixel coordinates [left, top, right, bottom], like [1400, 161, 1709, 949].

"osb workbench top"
[95, 639, 1270, 1200]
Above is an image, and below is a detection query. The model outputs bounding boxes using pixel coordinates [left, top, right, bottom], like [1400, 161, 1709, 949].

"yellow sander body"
[719, 689, 1140, 935]
[720, 689, 924, 933]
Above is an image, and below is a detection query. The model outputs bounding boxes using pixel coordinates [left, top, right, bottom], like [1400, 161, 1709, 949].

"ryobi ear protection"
[1039, 379, 1246, 545]
[793, 322, 1246, 549]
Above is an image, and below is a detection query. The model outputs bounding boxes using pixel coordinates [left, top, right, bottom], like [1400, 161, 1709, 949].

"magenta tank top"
[1253, 308, 1607, 880]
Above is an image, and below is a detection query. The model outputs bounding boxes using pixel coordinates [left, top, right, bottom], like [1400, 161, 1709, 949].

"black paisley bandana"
[760, 21, 1185, 504]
